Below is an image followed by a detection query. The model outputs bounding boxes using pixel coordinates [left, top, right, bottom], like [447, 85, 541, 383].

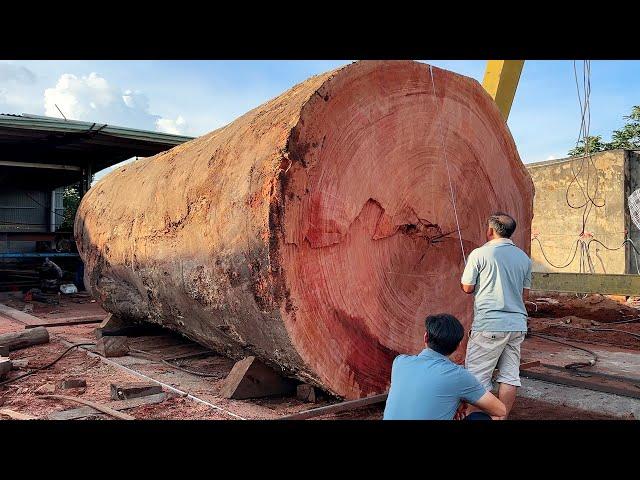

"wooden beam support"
[219, 356, 296, 400]
[296, 384, 318, 403]
[482, 60, 525, 121]
[95, 335, 129, 358]
[531, 272, 640, 296]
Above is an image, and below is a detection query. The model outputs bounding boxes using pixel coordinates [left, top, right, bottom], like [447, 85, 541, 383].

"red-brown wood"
[76, 61, 534, 399]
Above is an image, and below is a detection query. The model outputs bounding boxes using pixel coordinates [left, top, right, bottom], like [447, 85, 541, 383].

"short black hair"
[425, 313, 465, 356]
[488, 212, 517, 238]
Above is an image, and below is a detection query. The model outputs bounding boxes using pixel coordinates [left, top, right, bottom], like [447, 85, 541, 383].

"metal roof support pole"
[87, 160, 93, 192]
[49, 190, 56, 233]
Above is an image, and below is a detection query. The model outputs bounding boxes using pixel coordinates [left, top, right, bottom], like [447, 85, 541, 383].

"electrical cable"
[0, 342, 95, 387]
[528, 332, 598, 369]
[428, 65, 467, 265]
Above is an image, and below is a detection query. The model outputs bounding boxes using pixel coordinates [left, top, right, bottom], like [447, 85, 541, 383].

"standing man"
[461, 212, 532, 419]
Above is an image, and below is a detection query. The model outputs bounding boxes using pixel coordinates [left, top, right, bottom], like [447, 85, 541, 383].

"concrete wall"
[527, 150, 627, 274]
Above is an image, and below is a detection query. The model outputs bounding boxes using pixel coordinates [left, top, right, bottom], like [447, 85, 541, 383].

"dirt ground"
[0, 291, 637, 420]
[527, 293, 640, 349]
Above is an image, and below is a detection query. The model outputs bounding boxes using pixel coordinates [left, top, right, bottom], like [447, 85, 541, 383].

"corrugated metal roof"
[0, 113, 194, 144]
[0, 113, 196, 188]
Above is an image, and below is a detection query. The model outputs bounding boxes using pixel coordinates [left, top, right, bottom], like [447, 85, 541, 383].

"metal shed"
[0, 113, 194, 288]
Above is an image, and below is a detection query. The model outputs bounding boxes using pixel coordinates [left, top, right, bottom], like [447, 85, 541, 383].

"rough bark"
[75, 60, 534, 399]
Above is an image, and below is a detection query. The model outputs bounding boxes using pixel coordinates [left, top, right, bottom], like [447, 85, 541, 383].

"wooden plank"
[47, 393, 166, 420]
[39, 394, 136, 420]
[531, 272, 640, 296]
[0, 408, 38, 420]
[0, 303, 45, 326]
[282, 393, 388, 420]
[25, 317, 106, 329]
[219, 356, 296, 400]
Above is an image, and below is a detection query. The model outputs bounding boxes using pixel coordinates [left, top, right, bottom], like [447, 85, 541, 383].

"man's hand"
[454, 402, 468, 420]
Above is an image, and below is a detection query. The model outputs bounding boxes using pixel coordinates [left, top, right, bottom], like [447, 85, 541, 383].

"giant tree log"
[75, 60, 534, 399]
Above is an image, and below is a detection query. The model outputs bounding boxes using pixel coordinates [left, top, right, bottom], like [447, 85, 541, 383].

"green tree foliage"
[568, 106, 640, 156]
[568, 135, 609, 156]
[608, 106, 640, 149]
[58, 185, 81, 232]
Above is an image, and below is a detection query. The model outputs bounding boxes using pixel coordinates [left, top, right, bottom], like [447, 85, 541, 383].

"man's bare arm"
[470, 391, 507, 418]
[461, 283, 475, 294]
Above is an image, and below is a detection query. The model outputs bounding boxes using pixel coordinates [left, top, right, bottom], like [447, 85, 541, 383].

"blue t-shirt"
[383, 349, 486, 420]
[461, 238, 532, 332]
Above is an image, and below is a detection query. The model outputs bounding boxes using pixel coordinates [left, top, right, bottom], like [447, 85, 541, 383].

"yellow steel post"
[482, 60, 525, 121]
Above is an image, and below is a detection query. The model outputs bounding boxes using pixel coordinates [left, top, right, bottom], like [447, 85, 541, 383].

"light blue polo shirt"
[461, 238, 532, 332]
[383, 349, 486, 420]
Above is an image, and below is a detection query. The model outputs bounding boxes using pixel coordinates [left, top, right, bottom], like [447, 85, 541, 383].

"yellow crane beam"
[482, 60, 525, 121]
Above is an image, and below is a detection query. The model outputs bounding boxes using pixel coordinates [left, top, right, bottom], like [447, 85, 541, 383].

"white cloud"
[43, 72, 187, 135]
[546, 155, 556, 161]
[156, 115, 187, 135]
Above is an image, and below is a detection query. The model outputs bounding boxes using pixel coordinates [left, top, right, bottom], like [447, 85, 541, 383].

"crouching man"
[383, 313, 506, 420]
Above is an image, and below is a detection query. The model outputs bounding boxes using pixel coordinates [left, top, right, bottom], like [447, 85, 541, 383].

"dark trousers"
[464, 411, 492, 420]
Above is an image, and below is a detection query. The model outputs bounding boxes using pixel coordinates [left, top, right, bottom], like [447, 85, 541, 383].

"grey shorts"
[465, 331, 526, 391]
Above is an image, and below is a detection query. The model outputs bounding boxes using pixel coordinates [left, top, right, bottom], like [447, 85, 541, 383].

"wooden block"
[95, 336, 129, 357]
[94, 313, 128, 339]
[296, 384, 318, 403]
[58, 378, 87, 389]
[34, 383, 56, 395]
[219, 356, 296, 400]
[110, 382, 162, 400]
[0, 357, 11, 377]
[0, 326, 49, 352]
[11, 359, 29, 370]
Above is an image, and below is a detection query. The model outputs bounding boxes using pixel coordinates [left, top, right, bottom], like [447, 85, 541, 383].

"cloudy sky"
[1, 60, 639, 181]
